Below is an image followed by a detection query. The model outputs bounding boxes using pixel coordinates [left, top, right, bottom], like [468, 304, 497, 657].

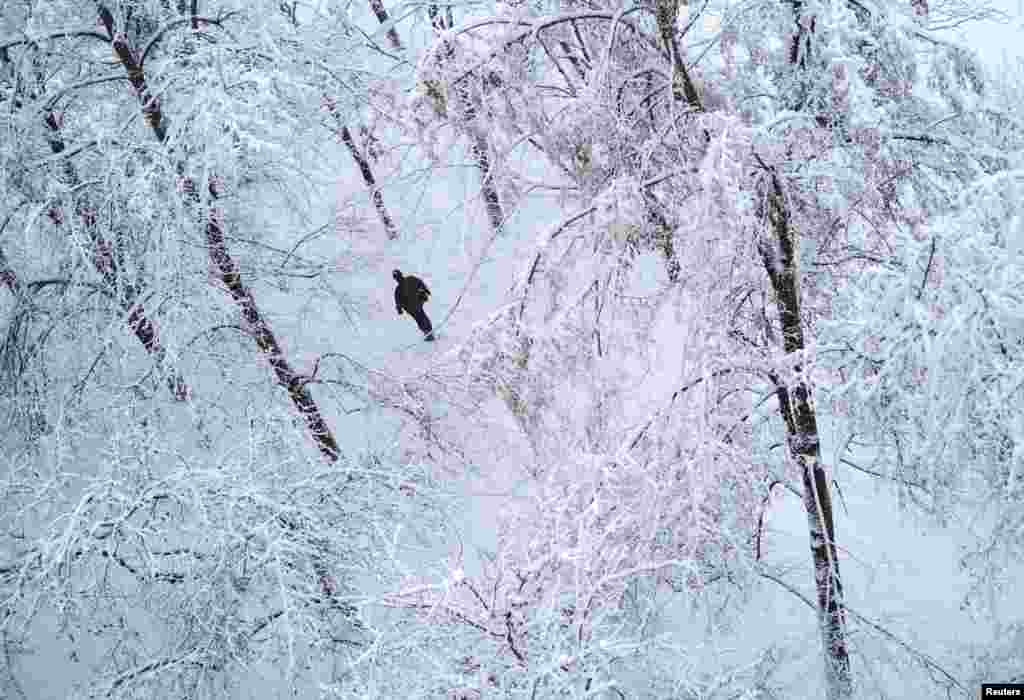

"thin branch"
[516, 167, 694, 317]
[0, 30, 109, 55]
[449, 11, 651, 87]
[755, 481, 782, 561]
[44, 75, 129, 109]
[839, 457, 930, 493]
[505, 611, 526, 664]
[762, 572, 967, 694]
[105, 652, 197, 697]
[917, 236, 937, 300]
[337, 123, 398, 239]
[537, 36, 576, 94]
[570, 19, 591, 64]
[139, 12, 239, 67]
[627, 367, 755, 450]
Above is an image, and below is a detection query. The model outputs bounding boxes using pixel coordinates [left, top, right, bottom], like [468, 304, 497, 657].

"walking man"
[393, 269, 435, 341]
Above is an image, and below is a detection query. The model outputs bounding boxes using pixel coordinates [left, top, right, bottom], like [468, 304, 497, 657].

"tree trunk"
[338, 124, 398, 240]
[428, 5, 506, 234]
[651, 0, 703, 111]
[467, 128, 505, 233]
[367, 0, 404, 51]
[96, 5, 339, 459]
[759, 166, 853, 700]
[757, 2, 853, 693]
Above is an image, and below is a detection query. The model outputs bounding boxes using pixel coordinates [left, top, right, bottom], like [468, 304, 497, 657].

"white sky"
[956, 0, 1024, 67]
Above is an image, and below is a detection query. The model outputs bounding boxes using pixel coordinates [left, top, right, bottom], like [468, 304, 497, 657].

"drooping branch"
[516, 168, 693, 316]
[0, 31, 109, 55]
[449, 10, 655, 88]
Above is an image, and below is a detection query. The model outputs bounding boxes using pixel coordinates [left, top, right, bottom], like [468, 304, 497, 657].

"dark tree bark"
[201, 181, 341, 461]
[337, 122, 398, 240]
[650, 0, 703, 111]
[467, 128, 505, 233]
[367, 0, 404, 51]
[96, 5, 339, 460]
[758, 165, 852, 700]
[427, 5, 506, 234]
[309, 2, 405, 240]
[747, 2, 852, 693]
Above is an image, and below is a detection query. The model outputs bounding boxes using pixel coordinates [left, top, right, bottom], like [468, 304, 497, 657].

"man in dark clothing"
[393, 269, 434, 341]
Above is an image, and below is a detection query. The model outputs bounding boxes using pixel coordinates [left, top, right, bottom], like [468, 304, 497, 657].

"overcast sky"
[956, 0, 1024, 67]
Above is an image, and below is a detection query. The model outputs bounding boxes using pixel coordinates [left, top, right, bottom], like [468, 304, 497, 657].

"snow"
[3, 0, 1023, 697]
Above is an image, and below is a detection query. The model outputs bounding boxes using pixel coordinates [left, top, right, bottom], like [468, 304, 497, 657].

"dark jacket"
[393, 269, 434, 340]
[393, 270, 430, 314]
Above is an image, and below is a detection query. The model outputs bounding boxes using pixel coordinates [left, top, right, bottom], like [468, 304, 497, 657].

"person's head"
[392, 269, 403, 282]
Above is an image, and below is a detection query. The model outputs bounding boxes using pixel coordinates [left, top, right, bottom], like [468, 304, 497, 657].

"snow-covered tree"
[0, 2, 448, 697]
[2, 0, 1018, 696]
[396, 0, 1007, 695]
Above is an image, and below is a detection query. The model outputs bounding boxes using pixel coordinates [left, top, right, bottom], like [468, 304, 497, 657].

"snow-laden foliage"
[824, 170, 1024, 590]
[394, 0, 1017, 694]
[2, 0, 1020, 695]
[1, 2, 450, 698]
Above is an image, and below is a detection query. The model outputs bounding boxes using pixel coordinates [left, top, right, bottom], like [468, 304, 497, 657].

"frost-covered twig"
[761, 572, 968, 695]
